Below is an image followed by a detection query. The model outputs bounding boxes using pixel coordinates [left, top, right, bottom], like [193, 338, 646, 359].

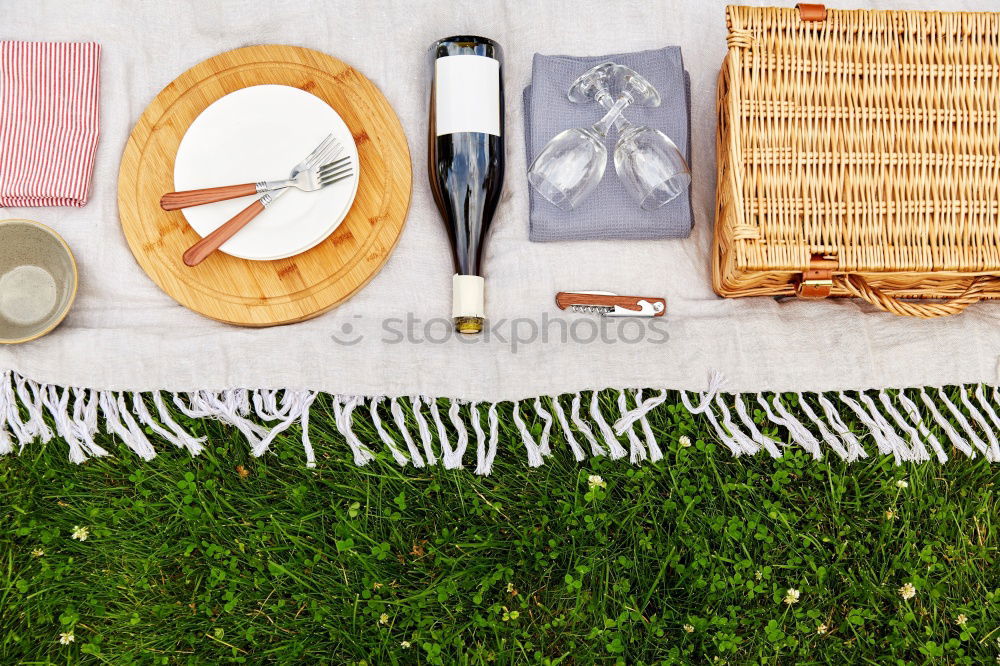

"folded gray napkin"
[524, 47, 692, 242]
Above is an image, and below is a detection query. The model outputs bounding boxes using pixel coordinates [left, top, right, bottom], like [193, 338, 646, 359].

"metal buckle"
[796, 256, 836, 299]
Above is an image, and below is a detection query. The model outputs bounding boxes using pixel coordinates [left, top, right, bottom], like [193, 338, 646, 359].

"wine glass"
[526, 105, 620, 210]
[614, 125, 691, 211]
[574, 63, 690, 210]
[526, 64, 661, 210]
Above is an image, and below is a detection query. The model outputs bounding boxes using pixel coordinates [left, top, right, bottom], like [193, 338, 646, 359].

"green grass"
[2, 393, 999, 664]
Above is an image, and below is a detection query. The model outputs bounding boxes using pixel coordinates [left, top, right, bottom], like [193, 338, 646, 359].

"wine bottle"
[428, 36, 505, 334]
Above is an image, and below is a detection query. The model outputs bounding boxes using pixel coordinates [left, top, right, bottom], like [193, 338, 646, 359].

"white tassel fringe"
[2, 370, 999, 470]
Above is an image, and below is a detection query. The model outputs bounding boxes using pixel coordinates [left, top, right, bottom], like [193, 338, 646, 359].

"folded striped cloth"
[0, 41, 101, 207]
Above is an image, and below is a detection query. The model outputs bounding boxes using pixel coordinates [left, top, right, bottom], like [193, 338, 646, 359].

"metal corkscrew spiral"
[569, 304, 613, 315]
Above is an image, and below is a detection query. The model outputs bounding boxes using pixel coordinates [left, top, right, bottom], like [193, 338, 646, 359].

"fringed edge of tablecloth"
[2, 369, 999, 473]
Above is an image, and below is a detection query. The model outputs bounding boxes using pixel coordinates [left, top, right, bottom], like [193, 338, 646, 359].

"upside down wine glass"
[576, 62, 691, 211]
[526, 64, 661, 210]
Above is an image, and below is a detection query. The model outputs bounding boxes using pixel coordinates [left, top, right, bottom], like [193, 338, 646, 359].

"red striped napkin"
[0, 41, 101, 207]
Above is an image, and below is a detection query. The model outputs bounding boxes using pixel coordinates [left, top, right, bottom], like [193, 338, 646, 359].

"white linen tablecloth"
[3, 0, 999, 403]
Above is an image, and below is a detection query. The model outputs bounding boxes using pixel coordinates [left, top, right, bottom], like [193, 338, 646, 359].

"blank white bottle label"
[435, 55, 500, 137]
[452, 274, 485, 318]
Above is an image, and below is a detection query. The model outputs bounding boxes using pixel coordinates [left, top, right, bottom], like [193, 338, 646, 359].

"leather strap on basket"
[796, 256, 836, 299]
[797, 3, 827, 21]
[837, 275, 991, 318]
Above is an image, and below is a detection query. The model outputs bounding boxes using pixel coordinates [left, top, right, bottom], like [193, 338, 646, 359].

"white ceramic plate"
[173, 84, 359, 261]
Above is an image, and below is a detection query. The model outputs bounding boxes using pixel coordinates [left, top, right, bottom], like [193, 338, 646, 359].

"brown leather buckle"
[796, 255, 836, 299]
[797, 3, 827, 21]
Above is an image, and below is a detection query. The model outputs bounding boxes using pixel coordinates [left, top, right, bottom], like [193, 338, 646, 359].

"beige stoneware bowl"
[0, 219, 78, 344]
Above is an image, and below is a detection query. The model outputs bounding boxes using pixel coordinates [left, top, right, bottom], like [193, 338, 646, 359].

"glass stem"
[594, 91, 633, 134]
[590, 95, 631, 137]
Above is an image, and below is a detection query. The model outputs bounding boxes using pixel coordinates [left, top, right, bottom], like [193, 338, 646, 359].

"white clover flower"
[379, 613, 389, 625]
[59, 632, 74, 645]
[896, 479, 909, 489]
[816, 624, 827, 635]
[755, 570, 763, 581]
[70, 526, 89, 541]
[31, 548, 45, 558]
[679, 435, 692, 448]
[587, 475, 606, 490]
[899, 582, 916, 600]
[955, 614, 968, 626]
[783, 588, 800, 605]
[683, 624, 694, 633]
[401, 641, 412, 648]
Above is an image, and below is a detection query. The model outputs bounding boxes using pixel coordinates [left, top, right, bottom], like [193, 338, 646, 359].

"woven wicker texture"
[714, 5, 1000, 317]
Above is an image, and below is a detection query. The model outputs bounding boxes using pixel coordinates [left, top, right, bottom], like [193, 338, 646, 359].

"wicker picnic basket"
[714, 3, 1000, 317]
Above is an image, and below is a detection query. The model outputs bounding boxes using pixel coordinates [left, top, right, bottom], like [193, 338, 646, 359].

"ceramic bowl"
[0, 219, 78, 344]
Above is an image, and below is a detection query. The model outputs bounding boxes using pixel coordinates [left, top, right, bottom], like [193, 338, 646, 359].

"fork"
[160, 135, 346, 210]
[181, 157, 354, 267]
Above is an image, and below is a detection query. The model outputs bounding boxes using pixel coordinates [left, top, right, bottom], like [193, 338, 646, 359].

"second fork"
[159, 139, 347, 211]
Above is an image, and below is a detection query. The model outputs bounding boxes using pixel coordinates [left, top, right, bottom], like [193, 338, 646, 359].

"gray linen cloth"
[524, 47, 692, 241]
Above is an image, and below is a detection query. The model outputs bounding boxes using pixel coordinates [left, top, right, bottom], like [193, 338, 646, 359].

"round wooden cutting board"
[118, 45, 411, 326]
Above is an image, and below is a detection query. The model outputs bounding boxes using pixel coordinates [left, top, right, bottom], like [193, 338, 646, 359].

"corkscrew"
[555, 291, 666, 317]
